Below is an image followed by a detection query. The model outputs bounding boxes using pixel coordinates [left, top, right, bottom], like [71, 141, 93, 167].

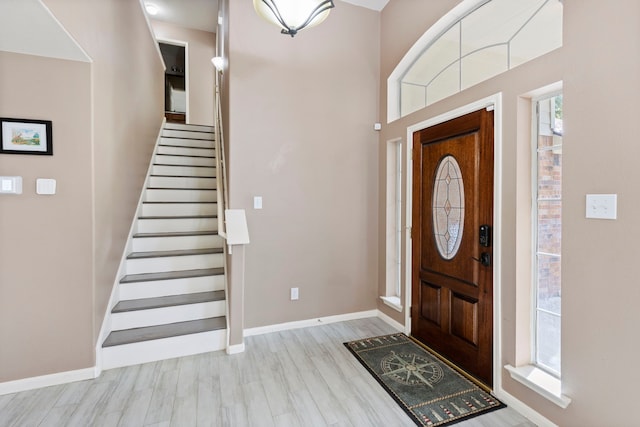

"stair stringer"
[95, 120, 165, 375]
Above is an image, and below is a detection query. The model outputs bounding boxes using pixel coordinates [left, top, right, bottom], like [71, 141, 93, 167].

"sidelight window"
[533, 94, 562, 376]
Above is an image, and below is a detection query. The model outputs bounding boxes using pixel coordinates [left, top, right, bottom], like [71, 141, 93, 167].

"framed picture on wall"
[0, 118, 53, 156]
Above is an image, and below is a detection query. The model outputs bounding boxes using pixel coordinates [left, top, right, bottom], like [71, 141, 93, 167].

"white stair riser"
[111, 300, 226, 331]
[141, 202, 217, 217]
[126, 253, 224, 275]
[151, 165, 216, 177]
[137, 217, 218, 233]
[159, 137, 215, 148]
[149, 176, 216, 189]
[164, 124, 215, 133]
[155, 154, 214, 167]
[144, 189, 217, 203]
[101, 329, 226, 370]
[162, 129, 214, 140]
[132, 234, 223, 252]
[119, 275, 225, 300]
[158, 145, 215, 157]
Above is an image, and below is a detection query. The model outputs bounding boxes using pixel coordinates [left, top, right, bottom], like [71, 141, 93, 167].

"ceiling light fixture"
[253, 0, 335, 37]
[144, 2, 159, 16]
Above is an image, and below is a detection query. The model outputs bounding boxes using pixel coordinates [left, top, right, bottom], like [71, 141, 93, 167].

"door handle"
[472, 252, 491, 267]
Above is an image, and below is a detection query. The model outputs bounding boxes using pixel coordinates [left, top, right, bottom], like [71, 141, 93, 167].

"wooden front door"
[411, 109, 494, 386]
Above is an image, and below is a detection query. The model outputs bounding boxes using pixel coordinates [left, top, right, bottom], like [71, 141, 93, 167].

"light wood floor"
[0, 318, 536, 426]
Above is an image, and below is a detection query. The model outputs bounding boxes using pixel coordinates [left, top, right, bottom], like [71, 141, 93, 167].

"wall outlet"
[290, 287, 299, 301]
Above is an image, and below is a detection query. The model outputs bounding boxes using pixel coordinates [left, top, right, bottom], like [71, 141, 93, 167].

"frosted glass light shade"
[253, 0, 334, 37]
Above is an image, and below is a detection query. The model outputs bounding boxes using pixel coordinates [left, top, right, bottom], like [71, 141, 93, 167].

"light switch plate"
[36, 178, 56, 195]
[254, 196, 263, 209]
[585, 194, 617, 219]
[0, 176, 22, 194]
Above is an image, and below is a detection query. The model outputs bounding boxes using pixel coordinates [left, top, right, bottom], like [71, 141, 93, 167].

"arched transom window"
[389, 0, 563, 121]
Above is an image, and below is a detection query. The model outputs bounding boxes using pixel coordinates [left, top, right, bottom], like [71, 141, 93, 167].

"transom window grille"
[400, 0, 563, 118]
[533, 93, 562, 376]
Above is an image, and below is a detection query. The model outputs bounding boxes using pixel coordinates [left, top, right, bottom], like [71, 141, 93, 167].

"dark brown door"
[411, 109, 494, 386]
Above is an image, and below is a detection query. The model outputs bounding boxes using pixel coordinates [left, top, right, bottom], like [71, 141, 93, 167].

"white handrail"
[213, 69, 229, 239]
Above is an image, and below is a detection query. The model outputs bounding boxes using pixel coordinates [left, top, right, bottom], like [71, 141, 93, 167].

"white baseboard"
[243, 309, 379, 337]
[377, 309, 405, 331]
[494, 388, 557, 427]
[0, 367, 97, 396]
[226, 343, 245, 354]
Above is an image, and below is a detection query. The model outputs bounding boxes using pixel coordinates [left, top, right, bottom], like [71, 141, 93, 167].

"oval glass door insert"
[432, 155, 465, 259]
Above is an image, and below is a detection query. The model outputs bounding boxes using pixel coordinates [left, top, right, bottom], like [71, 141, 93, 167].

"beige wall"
[227, 1, 381, 328]
[0, 0, 163, 383]
[152, 20, 216, 126]
[43, 0, 165, 342]
[0, 52, 93, 382]
[378, 0, 640, 425]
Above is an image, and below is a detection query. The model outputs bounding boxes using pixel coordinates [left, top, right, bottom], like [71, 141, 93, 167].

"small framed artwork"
[0, 118, 53, 156]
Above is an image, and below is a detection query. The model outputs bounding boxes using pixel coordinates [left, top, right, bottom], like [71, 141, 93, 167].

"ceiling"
[145, 0, 390, 33]
[147, 0, 219, 33]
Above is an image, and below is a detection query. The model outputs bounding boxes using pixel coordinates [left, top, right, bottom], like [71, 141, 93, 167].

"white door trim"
[158, 38, 190, 124]
[404, 93, 503, 390]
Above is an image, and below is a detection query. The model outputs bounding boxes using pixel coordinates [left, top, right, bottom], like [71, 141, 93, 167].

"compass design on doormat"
[381, 351, 444, 387]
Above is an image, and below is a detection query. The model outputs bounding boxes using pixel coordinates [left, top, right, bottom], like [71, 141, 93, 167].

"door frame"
[403, 93, 503, 390]
[158, 38, 190, 124]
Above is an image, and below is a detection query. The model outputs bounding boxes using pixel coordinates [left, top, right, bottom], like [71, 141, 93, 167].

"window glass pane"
[536, 310, 561, 374]
[510, 0, 563, 68]
[537, 254, 561, 314]
[537, 201, 561, 255]
[537, 149, 562, 200]
[403, 23, 460, 87]
[535, 94, 562, 376]
[401, 83, 426, 117]
[461, 45, 508, 90]
[426, 62, 460, 106]
[461, 0, 546, 56]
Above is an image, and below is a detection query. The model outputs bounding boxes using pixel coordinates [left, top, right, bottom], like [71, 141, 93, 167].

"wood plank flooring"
[0, 318, 536, 426]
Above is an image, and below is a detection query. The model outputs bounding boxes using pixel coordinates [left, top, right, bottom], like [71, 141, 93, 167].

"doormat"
[344, 333, 505, 427]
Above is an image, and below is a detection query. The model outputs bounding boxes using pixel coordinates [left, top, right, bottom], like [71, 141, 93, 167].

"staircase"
[101, 122, 227, 369]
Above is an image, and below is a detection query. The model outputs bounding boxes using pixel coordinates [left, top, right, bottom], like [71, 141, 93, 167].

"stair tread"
[120, 267, 224, 284]
[127, 247, 223, 260]
[159, 144, 215, 149]
[133, 231, 218, 238]
[142, 201, 216, 204]
[113, 290, 225, 313]
[146, 187, 216, 191]
[155, 154, 216, 159]
[153, 164, 215, 168]
[138, 215, 217, 220]
[150, 174, 216, 178]
[161, 135, 215, 141]
[103, 316, 226, 347]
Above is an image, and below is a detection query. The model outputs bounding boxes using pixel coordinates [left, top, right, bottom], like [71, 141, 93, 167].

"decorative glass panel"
[426, 62, 460, 106]
[461, 45, 509, 90]
[432, 155, 465, 260]
[400, 82, 426, 118]
[397, 0, 563, 118]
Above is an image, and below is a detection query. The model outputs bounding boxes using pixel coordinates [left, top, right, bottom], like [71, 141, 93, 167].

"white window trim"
[382, 138, 404, 312]
[503, 84, 570, 409]
[504, 364, 571, 408]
